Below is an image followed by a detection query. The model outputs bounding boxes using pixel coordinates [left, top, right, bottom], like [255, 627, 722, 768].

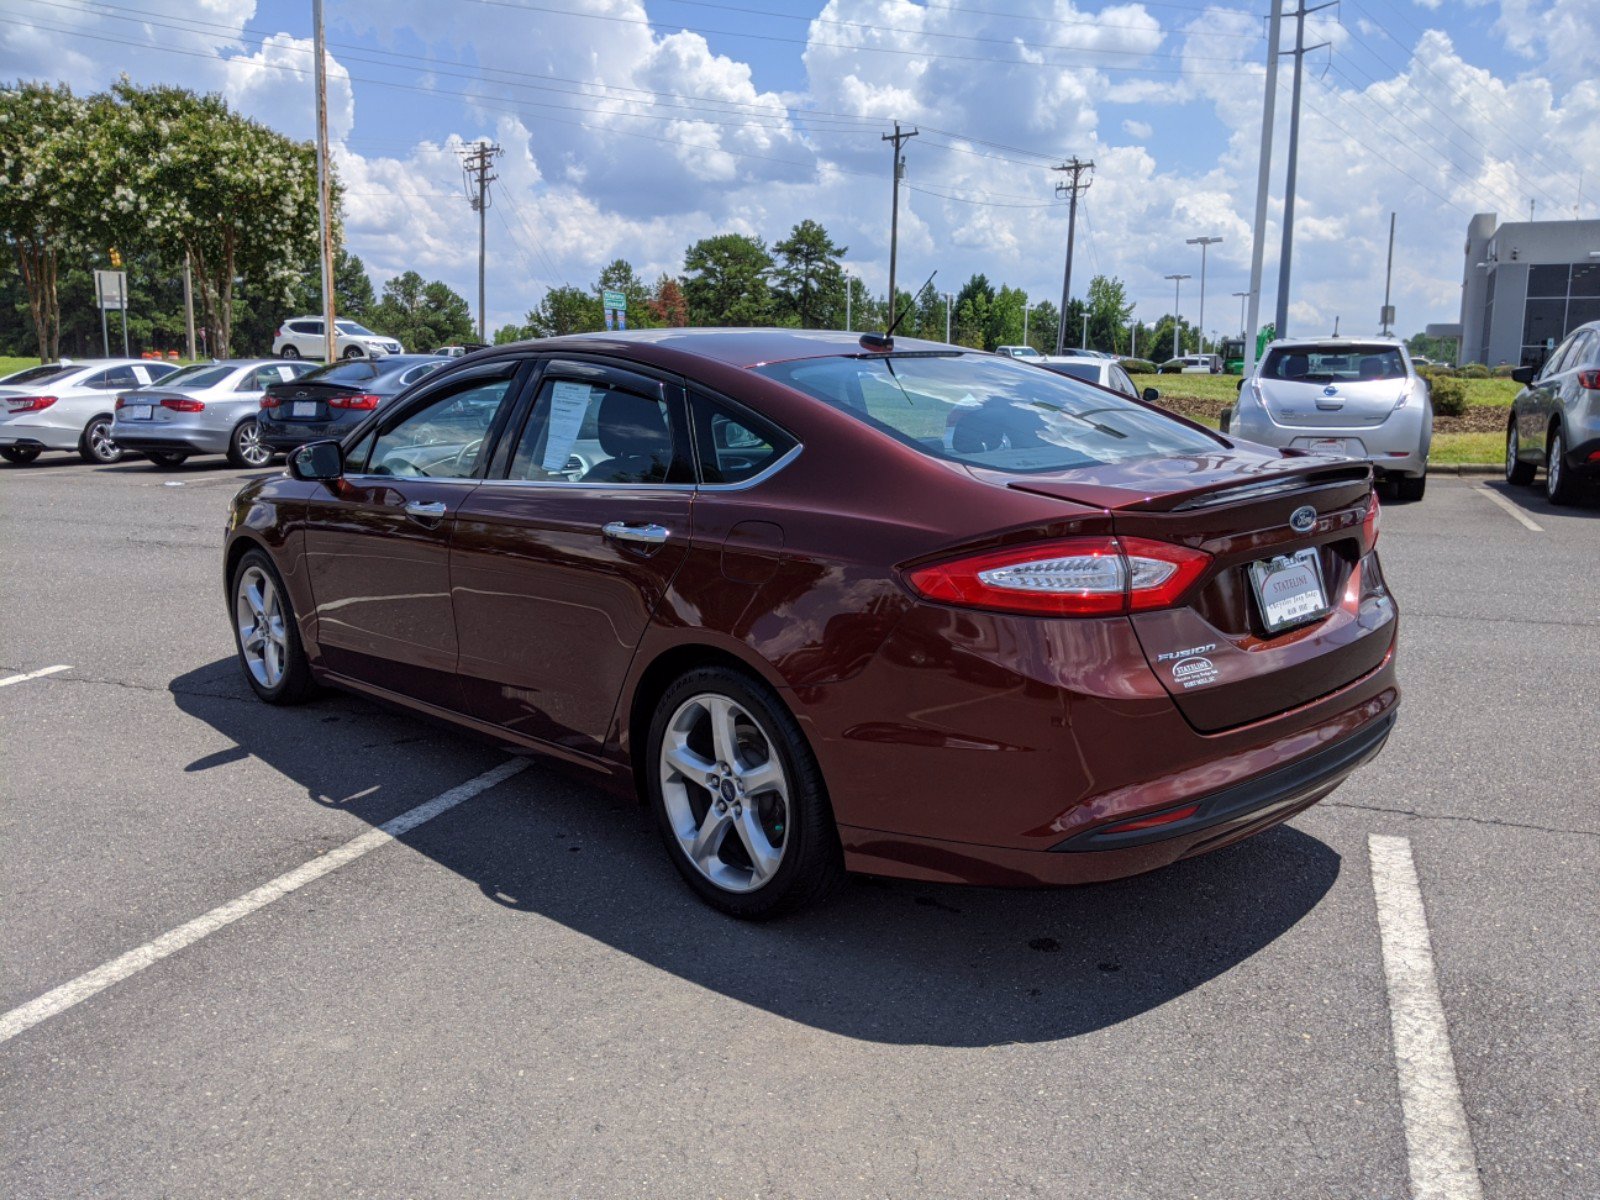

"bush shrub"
[1120, 358, 1159, 374]
[1458, 362, 1490, 379]
[1428, 374, 1468, 417]
[1491, 363, 1515, 378]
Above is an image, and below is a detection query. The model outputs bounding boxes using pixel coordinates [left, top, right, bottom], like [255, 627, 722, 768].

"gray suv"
[1506, 320, 1600, 505]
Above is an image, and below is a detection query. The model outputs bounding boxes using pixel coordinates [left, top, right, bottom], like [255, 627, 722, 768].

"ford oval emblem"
[1290, 505, 1317, 534]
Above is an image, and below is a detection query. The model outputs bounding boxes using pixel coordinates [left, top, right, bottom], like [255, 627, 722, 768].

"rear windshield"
[156, 363, 234, 389]
[755, 353, 1217, 475]
[300, 360, 381, 384]
[1, 363, 75, 386]
[1042, 362, 1101, 383]
[1262, 344, 1406, 383]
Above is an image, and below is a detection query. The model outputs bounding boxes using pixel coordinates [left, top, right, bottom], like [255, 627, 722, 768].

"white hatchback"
[272, 317, 404, 361]
[0, 359, 182, 465]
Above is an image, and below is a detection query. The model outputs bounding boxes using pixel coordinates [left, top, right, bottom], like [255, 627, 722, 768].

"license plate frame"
[291, 401, 318, 418]
[1248, 547, 1332, 634]
[123, 404, 153, 420]
[1308, 437, 1352, 457]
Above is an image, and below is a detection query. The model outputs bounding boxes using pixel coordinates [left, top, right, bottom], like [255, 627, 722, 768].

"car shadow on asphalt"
[1478, 478, 1600, 516]
[170, 658, 1341, 1048]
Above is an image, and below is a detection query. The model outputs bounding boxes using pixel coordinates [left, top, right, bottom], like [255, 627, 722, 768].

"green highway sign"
[603, 290, 627, 311]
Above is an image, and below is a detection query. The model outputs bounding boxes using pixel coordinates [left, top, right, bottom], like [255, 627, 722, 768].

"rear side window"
[290, 320, 322, 335]
[507, 378, 688, 485]
[690, 393, 795, 484]
[1262, 344, 1406, 383]
[756, 353, 1216, 475]
[1044, 362, 1101, 383]
[84, 366, 139, 390]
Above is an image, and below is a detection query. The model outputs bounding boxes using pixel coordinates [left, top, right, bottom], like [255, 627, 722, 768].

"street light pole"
[312, 0, 335, 364]
[945, 291, 953, 343]
[1232, 291, 1250, 340]
[1186, 235, 1223, 354]
[1164, 273, 1191, 359]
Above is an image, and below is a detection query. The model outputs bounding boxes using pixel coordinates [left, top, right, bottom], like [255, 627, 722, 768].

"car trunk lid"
[1255, 376, 1409, 429]
[266, 381, 361, 421]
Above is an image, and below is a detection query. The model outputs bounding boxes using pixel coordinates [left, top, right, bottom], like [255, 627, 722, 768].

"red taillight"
[1098, 803, 1201, 835]
[115, 395, 127, 410]
[5, 395, 57, 412]
[903, 536, 1211, 617]
[1362, 490, 1381, 552]
[260, 395, 282, 409]
[1577, 369, 1600, 390]
[328, 392, 380, 410]
[160, 397, 205, 412]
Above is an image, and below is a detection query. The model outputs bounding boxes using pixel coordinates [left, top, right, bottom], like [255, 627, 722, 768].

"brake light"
[114, 395, 127, 409]
[1097, 803, 1201, 835]
[5, 395, 57, 412]
[1577, 369, 1600, 390]
[1362, 490, 1381, 551]
[160, 397, 205, 412]
[260, 395, 281, 409]
[903, 536, 1211, 617]
[328, 393, 380, 410]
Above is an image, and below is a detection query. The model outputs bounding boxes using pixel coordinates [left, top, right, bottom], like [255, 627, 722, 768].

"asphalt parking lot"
[2, 456, 1596, 1199]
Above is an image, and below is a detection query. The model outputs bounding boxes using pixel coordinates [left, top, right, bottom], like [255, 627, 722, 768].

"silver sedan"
[111, 360, 316, 468]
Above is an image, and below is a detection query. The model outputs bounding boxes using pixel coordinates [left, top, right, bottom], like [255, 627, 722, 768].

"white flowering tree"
[0, 82, 91, 362]
[101, 82, 324, 360]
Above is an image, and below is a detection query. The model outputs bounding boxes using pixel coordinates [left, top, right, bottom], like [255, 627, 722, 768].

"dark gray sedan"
[1506, 319, 1600, 504]
[257, 356, 448, 452]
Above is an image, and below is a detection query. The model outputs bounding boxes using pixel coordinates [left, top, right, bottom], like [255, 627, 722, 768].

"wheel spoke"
[245, 578, 266, 620]
[731, 809, 782, 885]
[738, 757, 784, 799]
[663, 737, 715, 782]
[706, 696, 741, 768]
[689, 804, 732, 869]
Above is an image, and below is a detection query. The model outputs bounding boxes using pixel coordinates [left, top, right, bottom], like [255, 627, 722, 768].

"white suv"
[273, 317, 403, 361]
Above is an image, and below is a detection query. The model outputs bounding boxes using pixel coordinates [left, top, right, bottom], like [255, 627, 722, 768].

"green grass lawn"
[0, 355, 42, 380]
[1428, 433, 1502, 465]
[1142, 372, 1518, 409]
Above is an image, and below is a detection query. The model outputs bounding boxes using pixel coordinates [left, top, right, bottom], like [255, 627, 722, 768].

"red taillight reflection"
[1099, 803, 1201, 835]
[5, 395, 57, 412]
[1362, 491, 1381, 552]
[160, 398, 205, 412]
[328, 393, 380, 410]
[1577, 369, 1600, 390]
[903, 536, 1211, 617]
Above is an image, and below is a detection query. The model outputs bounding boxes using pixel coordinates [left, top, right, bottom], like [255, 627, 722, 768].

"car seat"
[583, 391, 672, 483]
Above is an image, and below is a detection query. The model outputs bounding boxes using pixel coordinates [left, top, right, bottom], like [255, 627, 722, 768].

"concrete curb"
[1427, 464, 1501, 476]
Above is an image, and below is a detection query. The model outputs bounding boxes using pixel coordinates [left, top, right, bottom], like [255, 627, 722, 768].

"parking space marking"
[0, 664, 72, 688]
[0, 758, 529, 1047]
[1369, 834, 1483, 1200]
[1473, 486, 1544, 532]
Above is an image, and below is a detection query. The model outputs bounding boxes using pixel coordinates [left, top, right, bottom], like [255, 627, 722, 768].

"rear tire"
[1546, 426, 1583, 506]
[1505, 422, 1535, 486]
[279, 345, 300, 360]
[0, 446, 41, 465]
[146, 450, 189, 468]
[230, 548, 317, 704]
[78, 416, 124, 464]
[1394, 473, 1427, 503]
[645, 666, 844, 920]
[227, 418, 273, 468]
[1218, 406, 1232, 434]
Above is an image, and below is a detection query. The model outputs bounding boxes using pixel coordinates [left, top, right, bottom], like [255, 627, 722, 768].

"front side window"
[756, 353, 1218, 475]
[336, 321, 378, 337]
[1261, 344, 1407, 383]
[363, 379, 514, 478]
[508, 378, 684, 485]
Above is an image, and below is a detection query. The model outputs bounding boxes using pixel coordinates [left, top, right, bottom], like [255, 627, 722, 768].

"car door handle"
[602, 521, 670, 545]
[404, 500, 448, 520]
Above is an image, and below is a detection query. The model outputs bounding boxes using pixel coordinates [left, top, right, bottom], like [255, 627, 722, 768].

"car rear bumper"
[0, 421, 79, 451]
[1561, 432, 1600, 479]
[1233, 404, 1428, 477]
[111, 426, 230, 454]
[259, 418, 351, 450]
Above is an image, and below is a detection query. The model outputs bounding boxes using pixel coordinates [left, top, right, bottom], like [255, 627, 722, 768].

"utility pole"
[1186, 235, 1223, 354]
[845, 277, 852, 332]
[1232, 291, 1250, 340]
[882, 122, 918, 328]
[1165, 273, 1191, 359]
[1022, 301, 1031, 348]
[944, 292, 953, 342]
[1245, 0, 1284, 376]
[460, 140, 503, 343]
[313, 0, 336, 363]
[1381, 212, 1396, 335]
[1052, 156, 1094, 356]
[1275, 0, 1336, 340]
[1081, 310, 1089, 350]
[182, 251, 197, 361]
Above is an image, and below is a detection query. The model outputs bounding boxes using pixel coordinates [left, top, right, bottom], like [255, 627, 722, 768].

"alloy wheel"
[236, 420, 271, 466]
[235, 565, 289, 689]
[1547, 432, 1563, 499]
[658, 692, 790, 894]
[1506, 427, 1518, 482]
[86, 419, 121, 463]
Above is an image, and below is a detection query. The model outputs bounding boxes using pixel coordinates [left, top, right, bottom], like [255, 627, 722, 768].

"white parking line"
[1474, 486, 1544, 532]
[1368, 834, 1484, 1200]
[0, 758, 529, 1046]
[0, 664, 72, 688]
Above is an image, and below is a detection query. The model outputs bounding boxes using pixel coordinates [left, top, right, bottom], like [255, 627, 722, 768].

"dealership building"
[1457, 212, 1600, 366]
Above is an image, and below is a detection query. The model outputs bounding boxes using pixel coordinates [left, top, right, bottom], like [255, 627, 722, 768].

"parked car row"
[0, 354, 450, 469]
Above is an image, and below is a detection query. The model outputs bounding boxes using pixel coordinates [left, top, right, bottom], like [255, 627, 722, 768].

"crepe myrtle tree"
[0, 81, 91, 362]
[98, 82, 323, 360]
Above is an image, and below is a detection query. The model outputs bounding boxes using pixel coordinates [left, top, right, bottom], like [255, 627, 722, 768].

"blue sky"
[6, 0, 1598, 340]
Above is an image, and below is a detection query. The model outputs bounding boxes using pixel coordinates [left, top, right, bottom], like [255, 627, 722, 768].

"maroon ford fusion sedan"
[223, 330, 1398, 918]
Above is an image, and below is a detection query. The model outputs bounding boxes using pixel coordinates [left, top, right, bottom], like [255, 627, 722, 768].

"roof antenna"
[860, 269, 936, 351]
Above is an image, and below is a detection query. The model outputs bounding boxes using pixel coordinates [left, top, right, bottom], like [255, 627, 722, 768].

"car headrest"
[1281, 353, 1309, 378]
[596, 391, 670, 459]
[1359, 356, 1386, 379]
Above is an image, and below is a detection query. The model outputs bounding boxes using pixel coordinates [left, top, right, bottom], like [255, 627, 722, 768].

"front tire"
[646, 667, 844, 920]
[78, 416, 124, 464]
[1506, 422, 1535, 486]
[0, 446, 41, 465]
[227, 418, 272, 468]
[342, 346, 364, 360]
[230, 549, 316, 704]
[1546, 426, 1583, 506]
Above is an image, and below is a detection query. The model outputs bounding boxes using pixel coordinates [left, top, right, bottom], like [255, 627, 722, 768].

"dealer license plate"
[122, 404, 152, 420]
[292, 401, 317, 418]
[1248, 548, 1331, 634]
[1308, 437, 1355, 457]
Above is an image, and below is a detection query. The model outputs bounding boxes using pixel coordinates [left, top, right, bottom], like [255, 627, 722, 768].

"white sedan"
[0, 359, 181, 465]
[1034, 355, 1155, 401]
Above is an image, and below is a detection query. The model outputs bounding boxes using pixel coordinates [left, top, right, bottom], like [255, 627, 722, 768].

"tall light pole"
[944, 291, 953, 343]
[312, 0, 335, 363]
[1186, 236, 1223, 354]
[1232, 291, 1251, 340]
[1022, 300, 1032, 348]
[1245, 0, 1285, 376]
[1276, 0, 1337, 340]
[1164, 273, 1191, 359]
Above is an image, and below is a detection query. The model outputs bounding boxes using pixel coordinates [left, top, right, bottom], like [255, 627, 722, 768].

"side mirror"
[288, 439, 344, 481]
[1142, 387, 1160, 403]
[1510, 365, 1536, 384]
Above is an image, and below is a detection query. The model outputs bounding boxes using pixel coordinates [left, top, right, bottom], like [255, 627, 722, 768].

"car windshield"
[336, 321, 377, 336]
[1263, 344, 1406, 384]
[756, 353, 1217, 475]
[1, 363, 75, 386]
[155, 363, 234, 389]
[299, 360, 381, 384]
[1043, 362, 1101, 383]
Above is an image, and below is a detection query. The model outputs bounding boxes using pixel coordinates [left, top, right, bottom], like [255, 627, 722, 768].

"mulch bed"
[1152, 393, 1509, 434]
